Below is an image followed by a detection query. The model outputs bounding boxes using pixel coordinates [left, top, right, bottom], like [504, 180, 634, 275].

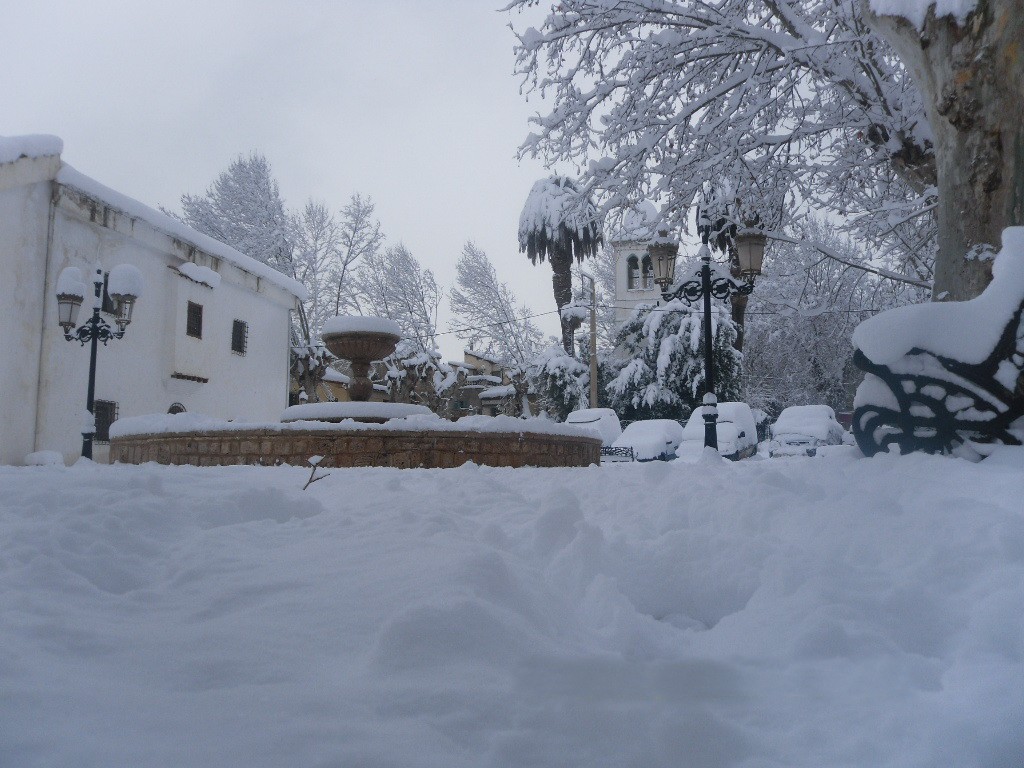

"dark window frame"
[231, 319, 248, 356]
[626, 255, 640, 290]
[641, 255, 655, 289]
[186, 301, 203, 339]
[93, 400, 118, 443]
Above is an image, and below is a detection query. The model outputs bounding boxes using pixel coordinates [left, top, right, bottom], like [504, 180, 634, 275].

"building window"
[93, 400, 118, 443]
[641, 255, 654, 289]
[167, 403, 186, 415]
[231, 319, 248, 355]
[627, 255, 639, 289]
[186, 301, 203, 338]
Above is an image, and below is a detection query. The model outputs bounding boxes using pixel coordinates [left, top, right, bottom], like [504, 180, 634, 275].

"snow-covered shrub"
[527, 346, 590, 421]
[606, 301, 742, 423]
[378, 340, 466, 419]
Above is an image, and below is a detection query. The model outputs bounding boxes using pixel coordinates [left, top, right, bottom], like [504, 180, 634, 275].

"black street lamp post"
[649, 230, 764, 451]
[57, 266, 141, 459]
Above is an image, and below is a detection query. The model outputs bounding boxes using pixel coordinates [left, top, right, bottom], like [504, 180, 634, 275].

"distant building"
[0, 135, 305, 465]
[460, 349, 514, 416]
[610, 202, 661, 324]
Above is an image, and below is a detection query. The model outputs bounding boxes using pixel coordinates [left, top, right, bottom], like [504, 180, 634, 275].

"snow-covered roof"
[0, 134, 63, 165]
[611, 201, 660, 242]
[464, 348, 501, 364]
[479, 384, 516, 400]
[55, 163, 307, 301]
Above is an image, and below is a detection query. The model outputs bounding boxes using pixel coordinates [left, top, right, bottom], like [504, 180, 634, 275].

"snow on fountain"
[108, 316, 603, 468]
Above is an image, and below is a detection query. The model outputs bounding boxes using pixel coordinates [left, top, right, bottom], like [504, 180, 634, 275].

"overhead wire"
[403, 300, 884, 342]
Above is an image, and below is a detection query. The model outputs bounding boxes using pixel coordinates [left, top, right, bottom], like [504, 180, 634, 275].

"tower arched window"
[641, 255, 654, 289]
[626, 255, 640, 290]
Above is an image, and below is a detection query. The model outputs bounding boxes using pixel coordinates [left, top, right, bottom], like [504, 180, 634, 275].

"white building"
[0, 135, 305, 465]
[611, 202, 661, 324]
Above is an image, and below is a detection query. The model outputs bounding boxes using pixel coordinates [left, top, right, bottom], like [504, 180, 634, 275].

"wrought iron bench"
[600, 445, 635, 462]
[852, 303, 1024, 457]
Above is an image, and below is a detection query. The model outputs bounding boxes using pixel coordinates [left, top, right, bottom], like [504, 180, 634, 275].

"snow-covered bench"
[851, 228, 1024, 458]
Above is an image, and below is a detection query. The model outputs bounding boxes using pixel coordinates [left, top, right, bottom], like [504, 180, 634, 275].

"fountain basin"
[109, 414, 602, 469]
[320, 316, 402, 402]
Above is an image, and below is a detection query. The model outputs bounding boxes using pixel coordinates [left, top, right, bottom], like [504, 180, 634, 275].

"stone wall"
[110, 427, 602, 469]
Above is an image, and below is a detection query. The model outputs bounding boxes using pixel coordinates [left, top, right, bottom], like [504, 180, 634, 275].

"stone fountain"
[281, 316, 432, 424]
[108, 316, 602, 468]
[322, 316, 401, 401]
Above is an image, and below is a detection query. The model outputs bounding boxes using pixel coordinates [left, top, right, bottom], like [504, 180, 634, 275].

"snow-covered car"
[769, 404, 846, 457]
[680, 402, 758, 460]
[565, 408, 622, 446]
[608, 419, 685, 462]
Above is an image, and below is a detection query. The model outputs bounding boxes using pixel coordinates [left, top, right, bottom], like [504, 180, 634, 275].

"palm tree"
[518, 176, 603, 354]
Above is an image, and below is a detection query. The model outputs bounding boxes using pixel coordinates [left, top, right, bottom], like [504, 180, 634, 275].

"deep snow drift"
[1, 451, 1022, 767]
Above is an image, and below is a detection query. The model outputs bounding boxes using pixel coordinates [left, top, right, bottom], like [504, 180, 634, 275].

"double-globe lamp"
[648, 228, 765, 451]
[56, 264, 143, 459]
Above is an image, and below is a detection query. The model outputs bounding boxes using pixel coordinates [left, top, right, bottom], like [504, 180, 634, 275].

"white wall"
[1, 157, 297, 465]
[0, 155, 61, 465]
[612, 238, 660, 325]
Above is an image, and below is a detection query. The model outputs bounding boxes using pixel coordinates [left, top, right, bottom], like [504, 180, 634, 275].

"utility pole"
[581, 272, 598, 408]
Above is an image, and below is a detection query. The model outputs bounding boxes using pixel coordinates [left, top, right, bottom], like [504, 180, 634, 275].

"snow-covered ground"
[2, 450, 1022, 767]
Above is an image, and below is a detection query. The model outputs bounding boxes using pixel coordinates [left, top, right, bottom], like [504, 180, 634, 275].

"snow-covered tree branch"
[508, 0, 936, 288]
[355, 243, 442, 353]
[450, 241, 543, 365]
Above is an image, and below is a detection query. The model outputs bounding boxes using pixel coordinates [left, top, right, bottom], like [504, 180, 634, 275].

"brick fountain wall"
[110, 427, 602, 469]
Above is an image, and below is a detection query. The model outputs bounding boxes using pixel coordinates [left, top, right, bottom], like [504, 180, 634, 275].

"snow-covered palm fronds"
[518, 176, 603, 266]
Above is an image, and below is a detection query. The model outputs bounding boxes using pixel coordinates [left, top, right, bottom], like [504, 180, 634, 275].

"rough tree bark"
[867, 0, 1024, 301]
[550, 252, 578, 355]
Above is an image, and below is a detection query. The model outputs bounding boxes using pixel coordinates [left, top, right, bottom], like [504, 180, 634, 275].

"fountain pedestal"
[322, 327, 401, 402]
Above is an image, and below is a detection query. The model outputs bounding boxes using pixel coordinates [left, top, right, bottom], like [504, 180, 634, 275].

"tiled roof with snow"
[466, 374, 502, 385]
[464, 348, 501, 364]
[55, 163, 307, 301]
[479, 384, 516, 400]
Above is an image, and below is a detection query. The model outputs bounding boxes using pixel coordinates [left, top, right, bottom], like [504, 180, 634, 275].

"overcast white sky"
[2, 0, 569, 359]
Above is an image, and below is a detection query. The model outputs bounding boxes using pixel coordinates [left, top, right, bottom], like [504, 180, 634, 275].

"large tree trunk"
[868, 0, 1024, 301]
[551, 252, 576, 354]
[728, 244, 748, 351]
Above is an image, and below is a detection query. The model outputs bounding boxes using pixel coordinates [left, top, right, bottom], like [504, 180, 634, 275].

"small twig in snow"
[302, 455, 330, 490]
